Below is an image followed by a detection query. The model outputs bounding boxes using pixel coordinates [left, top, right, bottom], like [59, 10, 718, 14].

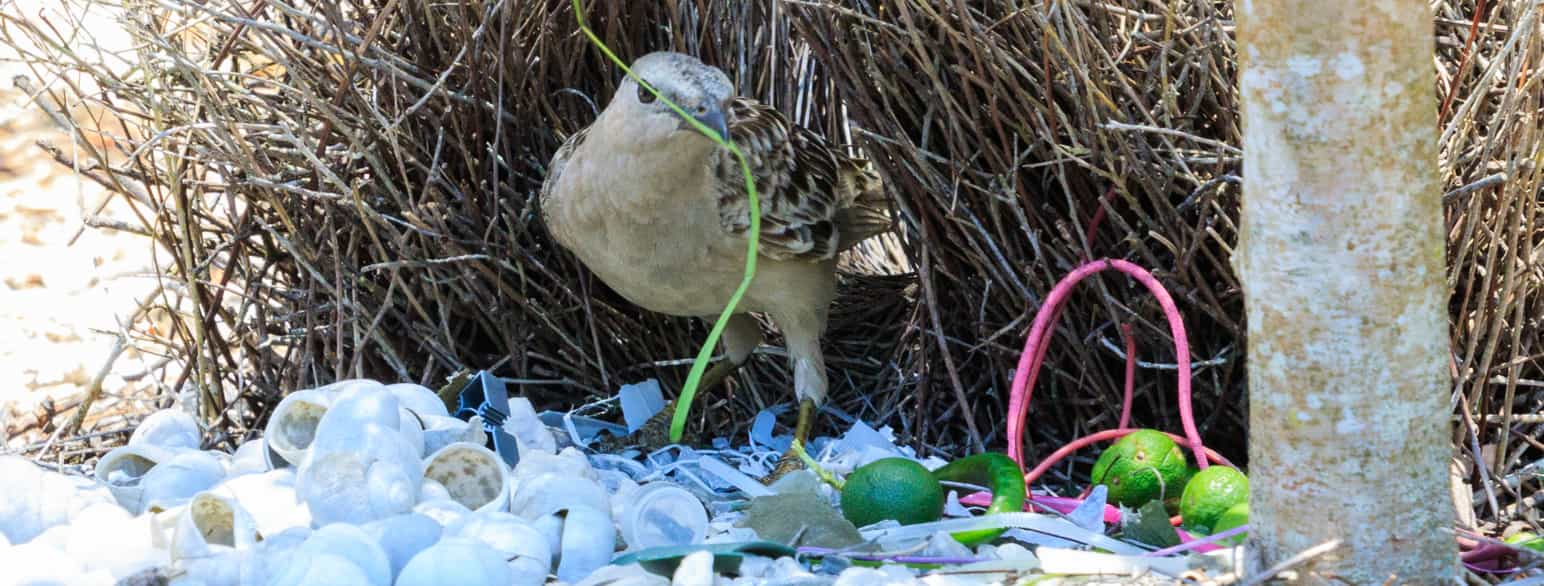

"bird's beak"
[684, 106, 728, 141]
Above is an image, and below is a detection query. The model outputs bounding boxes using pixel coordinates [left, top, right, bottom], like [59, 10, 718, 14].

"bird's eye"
[636, 82, 656, 104]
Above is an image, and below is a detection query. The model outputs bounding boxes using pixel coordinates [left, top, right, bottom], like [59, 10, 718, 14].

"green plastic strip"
[570, 1, 762, 442]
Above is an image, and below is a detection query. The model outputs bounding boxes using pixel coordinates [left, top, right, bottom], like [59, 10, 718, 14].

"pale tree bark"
[1234, 0, 1458, 583]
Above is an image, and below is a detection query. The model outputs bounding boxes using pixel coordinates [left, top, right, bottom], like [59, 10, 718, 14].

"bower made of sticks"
[8, 0, 1540, 496]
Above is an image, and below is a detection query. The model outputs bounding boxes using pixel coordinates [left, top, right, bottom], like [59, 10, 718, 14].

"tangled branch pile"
[3, 0, 1539, 521]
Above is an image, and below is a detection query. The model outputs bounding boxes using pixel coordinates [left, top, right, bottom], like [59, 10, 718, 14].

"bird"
[539, 51, 891, 472]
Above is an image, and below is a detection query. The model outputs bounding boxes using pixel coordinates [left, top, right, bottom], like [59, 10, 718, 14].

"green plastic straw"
[570, 1, 762, 443]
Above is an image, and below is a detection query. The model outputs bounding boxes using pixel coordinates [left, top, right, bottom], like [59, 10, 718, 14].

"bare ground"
[0, 0, 168, 450]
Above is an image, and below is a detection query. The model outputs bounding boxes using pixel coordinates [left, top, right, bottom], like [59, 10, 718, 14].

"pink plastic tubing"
[1118, 323, 1136, 430]
[957, 491, 1124, 525]
[1006, 259, 1210, 471]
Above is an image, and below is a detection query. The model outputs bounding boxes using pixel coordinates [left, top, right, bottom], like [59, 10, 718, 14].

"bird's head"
[606, 51, 733, 147]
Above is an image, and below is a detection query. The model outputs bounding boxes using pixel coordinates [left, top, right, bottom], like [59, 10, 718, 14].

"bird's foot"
[763, 448, 806, 484]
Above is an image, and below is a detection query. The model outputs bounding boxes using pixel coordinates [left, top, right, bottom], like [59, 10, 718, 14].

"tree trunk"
[1233, 0, 1458, 583]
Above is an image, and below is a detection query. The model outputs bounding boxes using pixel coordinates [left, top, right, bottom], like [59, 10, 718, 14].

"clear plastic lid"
[619, 482, 709, 550]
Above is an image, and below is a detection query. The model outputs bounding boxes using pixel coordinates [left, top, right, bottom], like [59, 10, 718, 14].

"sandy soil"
[0, 0, 166, 449]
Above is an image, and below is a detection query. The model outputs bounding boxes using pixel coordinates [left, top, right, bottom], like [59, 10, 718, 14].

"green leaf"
[611, 541, 798, 577]
[1120, 500, 1182, 548]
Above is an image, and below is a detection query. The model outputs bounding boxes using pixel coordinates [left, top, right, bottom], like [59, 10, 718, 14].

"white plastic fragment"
[396, 406, 427, 459]
[696, 456, 773, 498]
[1035, 546, 1189, 578]
[297, 445, 421, 526]
[671, 550, 716, 585]
[749, 407, 788, 452]
[832, 565, 919, 585]
[618, 379, 665, 433]
[751, 556, 821, 583]
[530, 512, 565, 565]
[1067, 484, 1108, 532]
[504, 396, 556, 455]
[863, 512, 1146, 556]
[921, 530, 974, 558]
[943, 490, 971, 518]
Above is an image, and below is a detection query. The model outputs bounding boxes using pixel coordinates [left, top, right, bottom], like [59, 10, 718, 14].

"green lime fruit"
[1210, 502, 1249, 546]
[1179, 465, 1249, 533]
[1090, 429, 1192, 508]
[1164, 464, 1200, 515]
[1505, 532, 1544, 553]
[839, 457, 945, 528]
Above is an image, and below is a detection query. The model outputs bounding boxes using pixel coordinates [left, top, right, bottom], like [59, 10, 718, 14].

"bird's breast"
[547, 147, 749, 316]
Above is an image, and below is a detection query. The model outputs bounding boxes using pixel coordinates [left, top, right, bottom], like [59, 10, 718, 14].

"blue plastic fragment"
[453, 371, 522, 468]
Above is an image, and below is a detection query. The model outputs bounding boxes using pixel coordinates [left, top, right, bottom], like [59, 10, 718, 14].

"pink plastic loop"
[1006, 259, 1209, 470]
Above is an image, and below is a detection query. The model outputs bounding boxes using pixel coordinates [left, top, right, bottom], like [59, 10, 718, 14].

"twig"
[1442, 173, 1507, 204]
[1100, 121, 1243, 155]
[361, 254, 491, 273]
[1240, 540, 1343, 586]
[57, 336, 129, 438]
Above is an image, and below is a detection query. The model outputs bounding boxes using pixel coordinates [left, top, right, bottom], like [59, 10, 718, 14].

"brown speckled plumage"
[712, 98, 890, 261]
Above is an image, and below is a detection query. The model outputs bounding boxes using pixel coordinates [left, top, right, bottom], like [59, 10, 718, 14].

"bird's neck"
[574, 113, 720, 212]
[598, 109, 719, 160]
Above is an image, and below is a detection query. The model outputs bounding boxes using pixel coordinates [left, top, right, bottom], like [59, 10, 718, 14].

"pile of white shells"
[0, 380, 712, 586]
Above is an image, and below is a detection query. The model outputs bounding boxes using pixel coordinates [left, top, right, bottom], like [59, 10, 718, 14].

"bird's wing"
[539, 126, 589, 210]
[537, 126, 591, 247]
[713, 97, 891, 262]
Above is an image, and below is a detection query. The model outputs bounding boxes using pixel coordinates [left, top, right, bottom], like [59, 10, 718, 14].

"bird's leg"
[766, 399, 817, 483]
[606, 314, 763, 452]
[764, 311, 828, 484]
[792, 397, 816, 447]
[695, 355, 744, 395]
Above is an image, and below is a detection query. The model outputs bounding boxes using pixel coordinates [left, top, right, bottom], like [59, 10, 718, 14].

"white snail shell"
[423, 442, 510, 514]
